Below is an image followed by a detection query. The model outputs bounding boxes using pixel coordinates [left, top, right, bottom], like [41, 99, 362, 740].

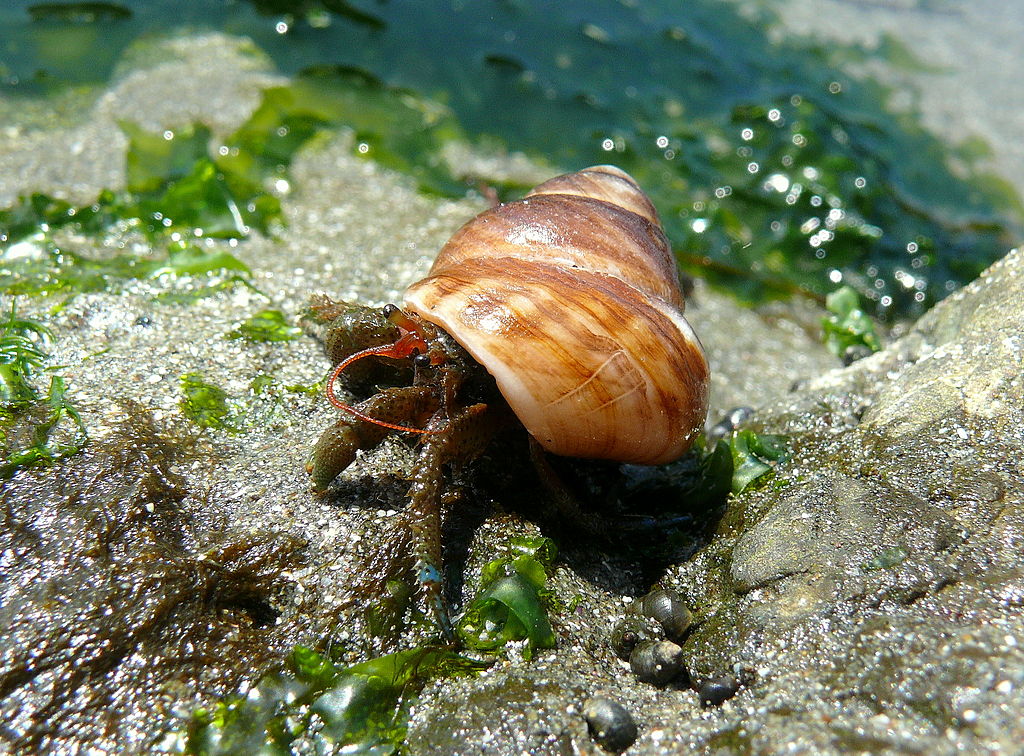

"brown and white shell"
[403, 165, 709, 465]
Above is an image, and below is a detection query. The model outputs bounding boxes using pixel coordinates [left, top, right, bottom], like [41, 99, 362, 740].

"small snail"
[639, 587, 693, 643]
[697, 675, 741, 708]
[629, 639, 688, 686]
[610, 615, 663, 661]
[583, 696, 639, 753]
[306, 165, 710, 638]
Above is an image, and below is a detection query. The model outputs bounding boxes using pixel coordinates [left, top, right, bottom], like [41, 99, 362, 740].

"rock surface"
[2, 29, 1023, 756]
[663, 246, 1024, 754]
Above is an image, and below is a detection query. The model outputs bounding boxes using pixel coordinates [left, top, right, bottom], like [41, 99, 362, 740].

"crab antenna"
[325, 330, 440, 435]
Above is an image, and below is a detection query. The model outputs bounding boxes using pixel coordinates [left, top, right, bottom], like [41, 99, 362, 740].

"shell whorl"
[404, 165, 709, 465]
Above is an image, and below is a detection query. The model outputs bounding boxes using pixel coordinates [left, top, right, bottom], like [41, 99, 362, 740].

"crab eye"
[382, 303, 399, 318]
[412, 352, 432, 368]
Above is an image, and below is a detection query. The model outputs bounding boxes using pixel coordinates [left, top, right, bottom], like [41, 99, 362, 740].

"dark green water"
[2, 0, 1021, 318]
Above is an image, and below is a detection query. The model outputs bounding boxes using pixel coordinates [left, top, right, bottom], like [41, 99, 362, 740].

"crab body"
[305, 166, 709, 640]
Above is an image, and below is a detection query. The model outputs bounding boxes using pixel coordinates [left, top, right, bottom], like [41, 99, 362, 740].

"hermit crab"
[305, 165, 709, 639]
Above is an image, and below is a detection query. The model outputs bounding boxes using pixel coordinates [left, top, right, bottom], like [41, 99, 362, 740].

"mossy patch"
[182, 645, 488, 755]
[0, 305, 87, 478]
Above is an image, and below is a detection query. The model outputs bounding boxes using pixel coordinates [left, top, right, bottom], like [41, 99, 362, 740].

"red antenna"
[325, 318, 440, 435]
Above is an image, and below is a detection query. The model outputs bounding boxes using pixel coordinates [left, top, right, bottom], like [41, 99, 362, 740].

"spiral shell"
[640, 587, 693, 643]
[629, 639, 687, 686]
[404, 165, 709, 465]
[583, 696, 638, 753]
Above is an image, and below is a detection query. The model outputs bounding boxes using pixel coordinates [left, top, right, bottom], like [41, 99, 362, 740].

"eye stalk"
[384, 303, 426, 339]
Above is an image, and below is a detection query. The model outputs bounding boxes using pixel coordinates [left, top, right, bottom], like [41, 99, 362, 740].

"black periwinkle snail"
[610, 615, 663, 661]
[629, 639, 687, 686]
[305, 166, 710, 638]
[697, 674, 741, 708]
[583, 696, 639, 753]
[639, 587, 693, 644]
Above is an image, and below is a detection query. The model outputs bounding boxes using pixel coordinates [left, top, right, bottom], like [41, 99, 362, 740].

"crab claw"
[307, 386, 440, 492]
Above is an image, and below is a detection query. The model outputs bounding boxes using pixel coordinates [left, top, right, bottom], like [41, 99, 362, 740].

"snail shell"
[609, 615, 663, 661]
[629, 639, 687, 686]
[639, 587, 693, 643]
[697, 674, 741, 708]
[404, 165, 709, 465]
[583, 696, 638, 753]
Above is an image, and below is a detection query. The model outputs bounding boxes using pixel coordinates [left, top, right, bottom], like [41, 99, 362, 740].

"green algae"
[178, 371, 314, 434]
[0, 121, 281, 251]
[27, 3, 131, 23]
[122, 121, 281, 238]
[0, 305, 87, 478]
[178, 373, 247, 434]
[728, 430, 789, 495]
[0, 114, 282, 308]
[228, 66, 468, 196]
[601, 430, 780, 525]
[0, 125, 260, 302]
[0, 238, 253, 302]
[822, 285, 883, 358]
[226, 309, 301, 343]
[183, 644, 488, 755]
[457, 536, 558, 659]
[0, 305, 49, 406]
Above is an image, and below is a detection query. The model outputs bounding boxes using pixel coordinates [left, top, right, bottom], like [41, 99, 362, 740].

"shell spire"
[404, 165, 709, 465]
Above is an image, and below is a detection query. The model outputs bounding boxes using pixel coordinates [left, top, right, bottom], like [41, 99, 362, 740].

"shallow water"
[1, 0, 1022, 317]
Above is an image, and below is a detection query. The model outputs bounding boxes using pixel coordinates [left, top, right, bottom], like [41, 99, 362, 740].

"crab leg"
[406, 401, 498, 641]
[307, 385, 439, 492]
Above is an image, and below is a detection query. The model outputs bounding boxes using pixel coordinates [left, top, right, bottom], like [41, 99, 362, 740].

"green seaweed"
[227, 309, 301, 342]
[231, 67, 468, 196]
[0, 375, 88, 478]
[178, 372, 247, 433]
[177, 370, 310, 433]
[214, 0, 1020, 318]
[0, 307, 50, 407]
[28, 3, 132, 23]
[248, 0, 385, 30]
[0, 119, 277, 303]
[729, 430, 789, 494]
[183, 644, 488, 754]
[0, 238, 252, 301]
[120, 120, 281, 238]
[249, 374, 276, 395]
[6, 0, 1022, 316]
[606, 434, 735, 529]
[457, 536, 558, 659]
[0, 120, 279, 242]
[822, 285, 882, 357]
[153, 241, 252, 277]
[608, 430, 783, 529]
[0, 305, 87, 478]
